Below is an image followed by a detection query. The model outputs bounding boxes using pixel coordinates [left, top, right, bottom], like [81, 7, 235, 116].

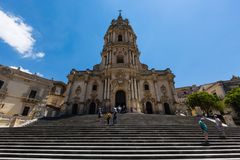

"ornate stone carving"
[90, 92, 98, 99]
[161, 85, 167, 95]
[75, 86, 81, 96]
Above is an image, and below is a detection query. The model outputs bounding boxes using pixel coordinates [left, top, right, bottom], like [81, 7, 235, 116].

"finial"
[118, 9, 122, 16]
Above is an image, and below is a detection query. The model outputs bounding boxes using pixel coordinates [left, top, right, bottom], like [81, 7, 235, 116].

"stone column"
[113, 32, 116, 42]
[107, 78, 110, 99]
[134, 78, 138, 100]
[131, 77, 134, 99]
[104, 79, 107, 99]
[132, 52, 135, 65]
[107, 52, 110, 65]
[103, 79, 105, 100]
[129, 51, 132, 65]
[126, 51, 129, 65]
[125, 32, 127, 41]
[137, 80, 141, 100]
[84, 81, 88, 102]
[109, 51, 112, 65]
[154, 81, 160, 102]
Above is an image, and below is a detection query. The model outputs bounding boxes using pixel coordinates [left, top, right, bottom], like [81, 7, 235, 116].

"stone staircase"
[0, 113, 239, 159]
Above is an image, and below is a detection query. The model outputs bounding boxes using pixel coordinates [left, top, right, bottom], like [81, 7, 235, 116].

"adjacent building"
[176, 76, 240, 117]
[0, 65, 66, 119]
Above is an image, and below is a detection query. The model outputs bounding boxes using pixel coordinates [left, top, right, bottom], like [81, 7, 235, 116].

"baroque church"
[62, 13, 179, 115]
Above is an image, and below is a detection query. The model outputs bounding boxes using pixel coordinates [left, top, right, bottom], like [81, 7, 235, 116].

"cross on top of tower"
[118, 9, 122, 16]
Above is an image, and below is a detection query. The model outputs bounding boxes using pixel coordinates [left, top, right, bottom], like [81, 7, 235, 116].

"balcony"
[21, 94, 40, 103]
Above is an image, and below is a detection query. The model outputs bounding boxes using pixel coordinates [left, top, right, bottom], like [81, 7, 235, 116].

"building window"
[0, 80, 4, 89]
[104, 56, 107, 65]
[118, 35, 122, 42]
[117, 56, 124, 63]
[92, 85, 97, 91]
[29, 90, 37, 99]
[144, 84, 149, 91]
[22, 106, 30, 116]
[55, 87, 62, 95]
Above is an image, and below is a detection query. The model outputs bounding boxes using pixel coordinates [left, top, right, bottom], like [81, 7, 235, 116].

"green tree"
[225, 87, 240, 113]
[186, 91, 223, 114]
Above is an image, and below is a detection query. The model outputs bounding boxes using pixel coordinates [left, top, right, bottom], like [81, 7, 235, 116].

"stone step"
[1, 148, 240, 154]
[0, 129, 236, 135]
[1, 145, 240, 149]
[1, 142, 240, 146]
[0, 152, 240, 159]
[0, 140, 239, 143]
[0, 136, 238, 139]
[0, 158, 240, 160]
[1, 114, 239, 159]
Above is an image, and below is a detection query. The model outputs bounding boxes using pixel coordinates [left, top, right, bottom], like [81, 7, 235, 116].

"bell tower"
[99, 12, 142, 71]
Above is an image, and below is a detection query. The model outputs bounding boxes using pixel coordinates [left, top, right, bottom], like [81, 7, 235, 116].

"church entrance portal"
[146, 101, 153, 114]
[72, 103, 78, 114]
[89, 102, 96, 114]
[164, 103, 171, 114]
[115, 90, 126, 108]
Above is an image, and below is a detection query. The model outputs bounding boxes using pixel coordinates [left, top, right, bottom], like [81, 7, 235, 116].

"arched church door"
[164, 103, 171, 115]
[72, 103, 78, 114]
[146, 101, 153, 114]
[115, 90, 126, 107]
[89, 102, 96, 114]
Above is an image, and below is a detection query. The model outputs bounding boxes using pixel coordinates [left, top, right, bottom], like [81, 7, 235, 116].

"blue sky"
[0, 0, 239, 87]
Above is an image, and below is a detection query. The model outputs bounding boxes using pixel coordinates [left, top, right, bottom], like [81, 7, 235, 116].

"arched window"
[118, 35, 122, 42]
[144, 84, 149, 91]
[117, 56, 124, 63]
[92, 84, 97, 91]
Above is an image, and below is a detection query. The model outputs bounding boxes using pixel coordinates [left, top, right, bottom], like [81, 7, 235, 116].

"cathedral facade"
[62, 14, 178, 115]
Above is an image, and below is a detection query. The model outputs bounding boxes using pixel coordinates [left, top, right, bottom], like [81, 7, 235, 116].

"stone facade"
[0, 65, 66, 118]
[176, 76, 240, 117]
[199, 76, 240, 99]
[176, 76, 240, 100]
[46, 81, 66, 117]
[63, 14, 178, 115]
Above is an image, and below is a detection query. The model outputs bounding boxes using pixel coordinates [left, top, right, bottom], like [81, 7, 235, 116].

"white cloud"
[10, 66, 44, 77]
[0, 9, 45, 59]
[36, 72, 44, 77]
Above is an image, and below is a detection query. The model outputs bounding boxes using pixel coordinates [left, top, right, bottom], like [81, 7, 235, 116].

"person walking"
[98, 107, 102, 118]
[214, 115, 226, 138]
[98, 107, 103, 125]
[198, 117, 209, 145]
[112, 111, 117, 125]
[105, 112, 112, 125]
[117, 105, 122, 113]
